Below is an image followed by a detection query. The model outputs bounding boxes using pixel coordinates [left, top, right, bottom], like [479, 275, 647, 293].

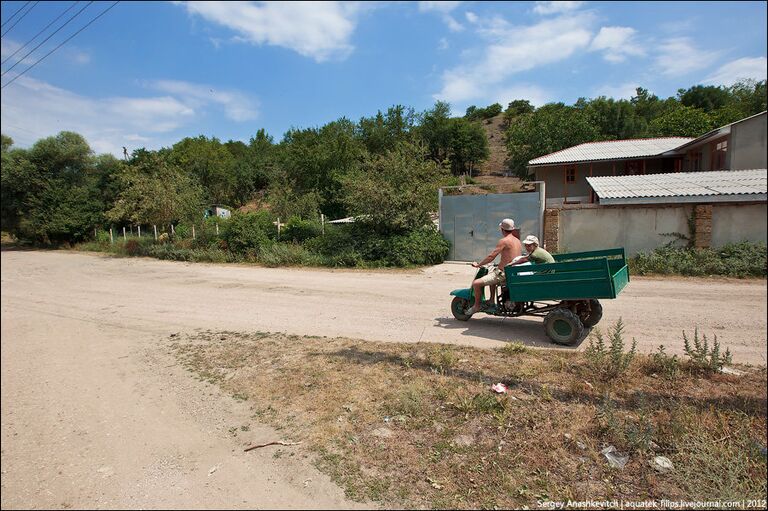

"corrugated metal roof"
[586, 169, 767, 205]
[528, 137, 693, 166]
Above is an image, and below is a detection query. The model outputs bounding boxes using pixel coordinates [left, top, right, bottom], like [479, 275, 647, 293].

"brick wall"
[694, 204, 713, 248]
[543, 208, 560, 252]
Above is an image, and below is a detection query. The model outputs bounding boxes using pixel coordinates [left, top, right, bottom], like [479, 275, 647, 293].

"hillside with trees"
[1, 79, 765, 266]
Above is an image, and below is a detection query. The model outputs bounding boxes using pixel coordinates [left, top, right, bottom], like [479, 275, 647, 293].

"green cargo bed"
[503, 248, 630, 302]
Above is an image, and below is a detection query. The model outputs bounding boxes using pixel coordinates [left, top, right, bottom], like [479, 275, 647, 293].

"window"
[689, 150, 702, 171]
[711, 139, 728, 170]
[565, 165, 576, 183]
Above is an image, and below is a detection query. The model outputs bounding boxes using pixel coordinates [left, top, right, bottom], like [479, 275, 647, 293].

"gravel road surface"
[2, 250, 766, 509]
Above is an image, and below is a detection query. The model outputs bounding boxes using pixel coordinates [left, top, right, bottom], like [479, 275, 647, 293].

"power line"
[1, 0, 39, 38]
[2, 1, 80, 66]
[0, 1, 31, 29]
[1, 1, 93, 78]
[2, 1, 119, 89]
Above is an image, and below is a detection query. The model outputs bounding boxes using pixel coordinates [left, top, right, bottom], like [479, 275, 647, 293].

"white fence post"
[154, 225, 158, 240]
[109, 228, 114, 244]
[138, 226, 141, 238]
[277, 217, 281, 240]
[123, 226, 126, 240]
[215, 223, 219, 236]
[192, 224, 196, 239]
[171, 224, 175, 236]
[321, 213, 325, 235]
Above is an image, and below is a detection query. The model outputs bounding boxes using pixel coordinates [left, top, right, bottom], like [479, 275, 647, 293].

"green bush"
[257, 242, 314, 267]
[282, 216, 322, 243]
[304, 224, 449, 267]
[220, 211, 276, 253]
[630, 242, 766, 277]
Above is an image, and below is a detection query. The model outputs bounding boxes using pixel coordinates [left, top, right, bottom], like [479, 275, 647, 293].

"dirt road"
[2, 250, 766, 509]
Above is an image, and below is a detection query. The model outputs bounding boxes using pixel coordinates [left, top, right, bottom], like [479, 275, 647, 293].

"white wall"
[712, 203, 767, 246]
[559, 203, 767, 256]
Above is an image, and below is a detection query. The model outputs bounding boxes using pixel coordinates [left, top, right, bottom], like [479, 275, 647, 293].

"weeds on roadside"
[499, 341, 529, 356]
[645, 345, 681, 380]
[683, 328, 732, 374]
[584, 318, 637, 381]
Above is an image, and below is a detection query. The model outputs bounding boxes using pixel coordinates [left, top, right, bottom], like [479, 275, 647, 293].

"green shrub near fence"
[629, 242, 767, 278]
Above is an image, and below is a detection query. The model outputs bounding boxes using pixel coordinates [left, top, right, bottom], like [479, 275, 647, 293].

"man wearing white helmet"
[507, 235, 555, 267]
[466, 218, 522, 316]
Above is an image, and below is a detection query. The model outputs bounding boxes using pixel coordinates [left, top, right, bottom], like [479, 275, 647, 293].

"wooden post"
[123, 226, 126, 240]
[154, 225, 158, 240]
[138, 226, 141, 238]
[192, 224, 196, 239]
[130, 225, 133, 235]
[277, 217, 281, 240]
[94, 228, 98, 239]
[171, 224, 175, 236]
[109, 228, 114, 244]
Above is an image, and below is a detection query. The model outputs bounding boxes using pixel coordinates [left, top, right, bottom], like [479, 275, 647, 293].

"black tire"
[544, 308, 585, 346]
[581, 299, 603, 328]
[451, 296, 472, 321]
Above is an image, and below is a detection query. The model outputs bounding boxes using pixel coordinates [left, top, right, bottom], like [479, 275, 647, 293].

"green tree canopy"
[107, 150, 205, 226]
[341, 142, 448, 234]
[647, 105, 715, 137]
[505, 103, 600, 179]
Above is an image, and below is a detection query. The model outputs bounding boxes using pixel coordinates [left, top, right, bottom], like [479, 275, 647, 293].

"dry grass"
[169, 331, 767, 509]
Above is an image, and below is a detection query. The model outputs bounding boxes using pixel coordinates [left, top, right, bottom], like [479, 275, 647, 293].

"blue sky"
[1, 1, 766, 156]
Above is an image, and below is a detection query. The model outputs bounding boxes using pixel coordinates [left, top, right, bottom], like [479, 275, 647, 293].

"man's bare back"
[493, 234, 522, 268]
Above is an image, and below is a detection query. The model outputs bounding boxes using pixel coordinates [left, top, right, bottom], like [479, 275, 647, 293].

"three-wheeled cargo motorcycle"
[449, 248, 630, 345]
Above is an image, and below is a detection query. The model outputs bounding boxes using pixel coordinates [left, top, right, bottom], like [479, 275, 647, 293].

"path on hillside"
[2, 251, 766, 508]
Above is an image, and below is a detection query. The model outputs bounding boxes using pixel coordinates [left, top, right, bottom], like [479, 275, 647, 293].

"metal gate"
[439, 184, 545, 262]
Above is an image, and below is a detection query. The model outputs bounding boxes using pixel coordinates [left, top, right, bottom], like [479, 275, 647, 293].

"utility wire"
[1, 1, 39, 38]
[0, 0, 31, 29]
[1, 0, 93, 77]
[2, 1, 80, 66]
[2, 1, 119, 89]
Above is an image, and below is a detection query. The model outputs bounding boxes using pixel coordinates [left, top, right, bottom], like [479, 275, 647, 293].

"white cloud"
[437, 37, 449, 51]
[465, 11, 478, 23]
[493, 85, 551, 108]
[533, 1, 584, 15]
[149, 80, 258, 122]
[655, 37, 719, 77]
[595, 82, 641, 100]
[1, 38, 36, 67]
[0, 76, 258, 157]
[435, 12, 594, 103]
[590, 26, 644, 63]
[418, 1, 462, 13]
[178, 1, 362, 62]
[703, 57, 767, 86]
[418, 1, 464, 32]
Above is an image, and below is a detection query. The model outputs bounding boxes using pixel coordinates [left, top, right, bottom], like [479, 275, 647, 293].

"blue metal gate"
[439, 185, 545, 262]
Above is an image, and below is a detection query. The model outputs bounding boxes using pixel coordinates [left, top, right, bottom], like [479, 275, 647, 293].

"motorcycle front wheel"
[451, 296, 472, 321]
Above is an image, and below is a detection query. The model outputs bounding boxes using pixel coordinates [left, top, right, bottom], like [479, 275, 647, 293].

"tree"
[448, 118, 489, 175]
[278, 118, 364, 218]
[167, 136, 236, 205]
[647, 105, 714, 137]
[678, 85, 730, 113]
[341, 141, 448, 234]
[107, 151, 205, 226]
[418, 101, 453, 164]
[1, 137, 35, 233]
[582, 96, 644, 140]
[10, 131, 104, 244]
[505, 103, 600, 179]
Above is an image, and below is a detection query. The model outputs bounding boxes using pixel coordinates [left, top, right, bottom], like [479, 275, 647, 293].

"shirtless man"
[466, 218, 522, 316]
